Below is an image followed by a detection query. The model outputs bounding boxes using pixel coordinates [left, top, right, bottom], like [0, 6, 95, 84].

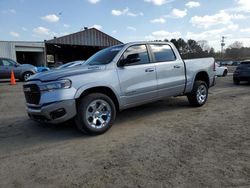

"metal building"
[45, 28, 123, 67]
[0, 41, 45, 66]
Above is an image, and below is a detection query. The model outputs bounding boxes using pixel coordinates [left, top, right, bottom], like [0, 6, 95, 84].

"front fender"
[74, 82, 121, 104]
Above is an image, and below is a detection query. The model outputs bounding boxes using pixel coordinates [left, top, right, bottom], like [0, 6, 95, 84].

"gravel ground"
[0, 75, 249, 188]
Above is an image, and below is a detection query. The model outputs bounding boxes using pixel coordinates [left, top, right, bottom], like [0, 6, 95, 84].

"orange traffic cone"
[10, 70, 16, 85]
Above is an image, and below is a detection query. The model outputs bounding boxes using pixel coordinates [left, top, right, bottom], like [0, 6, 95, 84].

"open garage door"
[16, 52, 45, 66]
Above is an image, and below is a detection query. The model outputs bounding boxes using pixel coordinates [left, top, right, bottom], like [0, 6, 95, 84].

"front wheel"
[187, 81, 208, 107]
[75, 93, 116, 135]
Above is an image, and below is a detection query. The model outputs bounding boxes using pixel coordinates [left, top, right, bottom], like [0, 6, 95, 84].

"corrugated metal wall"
[0, 41, 45, 65]
[46, 28, 123, 47]
[0, 41, 14, 59]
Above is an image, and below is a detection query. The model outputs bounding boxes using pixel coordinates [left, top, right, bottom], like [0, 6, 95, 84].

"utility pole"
[221, 36, 226, 60]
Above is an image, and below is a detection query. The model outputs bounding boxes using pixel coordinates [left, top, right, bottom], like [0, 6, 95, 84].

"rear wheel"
[187, 81, 208, 107]
[22, 71, 33, 81]
[233, 79, 240, 85]
[75, 93, 116, 135]
[223, 70, 228, 77]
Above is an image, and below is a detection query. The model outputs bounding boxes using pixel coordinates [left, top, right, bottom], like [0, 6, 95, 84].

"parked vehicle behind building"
[37, 66, 50, 72]
[0, 58, 37, 81]
[233, 60, 250, 84]
[23, 42, 216, 135]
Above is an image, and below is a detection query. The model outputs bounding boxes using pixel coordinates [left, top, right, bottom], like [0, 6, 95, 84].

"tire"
[233, 79, 240, 85]
[75, 93, 116, 135]
[22, 71, 34, 81]
[187, 81, 208, 107]
[223, 70, 228, 77]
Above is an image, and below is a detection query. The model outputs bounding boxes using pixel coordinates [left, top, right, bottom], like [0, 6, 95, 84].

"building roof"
[45, 28, 123, 47]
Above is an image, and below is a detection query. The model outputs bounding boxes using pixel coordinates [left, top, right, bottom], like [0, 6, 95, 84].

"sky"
[0, 0, 250, 51]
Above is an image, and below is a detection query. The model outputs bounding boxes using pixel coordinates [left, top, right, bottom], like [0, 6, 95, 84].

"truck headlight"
[39, 79, 71, 91]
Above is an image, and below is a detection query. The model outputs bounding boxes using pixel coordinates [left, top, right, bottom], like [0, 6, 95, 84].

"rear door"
[149, 44, 185, 97]
[117, 44, 157, 106]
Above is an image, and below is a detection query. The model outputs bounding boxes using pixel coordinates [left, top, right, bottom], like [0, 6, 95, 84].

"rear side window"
[150, 44, 176, 62]
[240, 61, 250, 65]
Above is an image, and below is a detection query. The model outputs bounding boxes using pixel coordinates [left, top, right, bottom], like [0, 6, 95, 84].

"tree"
[228, 41, 243, 49]
[197, 40, 211, 52]
[177, 38, 188, 54]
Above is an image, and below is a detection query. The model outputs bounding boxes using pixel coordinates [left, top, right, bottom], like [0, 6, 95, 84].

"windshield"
[86, 45, 124, 66]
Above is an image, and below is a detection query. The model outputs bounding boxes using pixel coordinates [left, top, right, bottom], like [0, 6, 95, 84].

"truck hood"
[28, 65, 106, 82]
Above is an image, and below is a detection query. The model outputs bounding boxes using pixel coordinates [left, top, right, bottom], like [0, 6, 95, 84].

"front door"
[117, 44, 157, 107]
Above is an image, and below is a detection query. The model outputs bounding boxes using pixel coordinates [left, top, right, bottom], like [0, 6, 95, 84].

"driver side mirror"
[118, 54, 141, 67]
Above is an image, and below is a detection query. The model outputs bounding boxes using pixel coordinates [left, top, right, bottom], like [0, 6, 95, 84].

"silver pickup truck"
[23, 42, 216, 134]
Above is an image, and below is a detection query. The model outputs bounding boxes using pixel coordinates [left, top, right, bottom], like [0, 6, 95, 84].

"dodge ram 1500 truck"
[23, 42, 216, 134]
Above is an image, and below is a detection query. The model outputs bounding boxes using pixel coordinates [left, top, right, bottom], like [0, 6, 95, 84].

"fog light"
[50, 108, 66, 120]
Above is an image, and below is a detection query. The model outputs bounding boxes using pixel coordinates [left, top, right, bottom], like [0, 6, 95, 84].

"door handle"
[174, 65, 181, 68]
[145, 68, 155, 72]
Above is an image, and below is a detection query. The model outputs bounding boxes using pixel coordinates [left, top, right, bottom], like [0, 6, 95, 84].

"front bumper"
[26, 99, 76, 124]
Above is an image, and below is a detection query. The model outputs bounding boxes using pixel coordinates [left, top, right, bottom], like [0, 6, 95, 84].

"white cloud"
[185, 1, 200, 8]
[111, 8, 143, 17]
[2, 9, 16, 14]
[171, 9, 187, 18]
[150, 18, 166, 23]
[88, 0, 100, 4]
[190, 10, 246, 28]
[91, 24, 102, 30]
[33, 27, 50, 36]
[127, 11, 144, 17]
[111, 8, 129, 16]
[235, 0, 250, 12]
[112, 30, 117, 34]
[209, 37, 250, 51]
[240, 28, 250, 32]
[185, 24, 240, 49]
[63, 24, 70, 28]
[41, 14, 60, 23]
[144, 0, 173, 6]
[186, 28, 227, 41]
[146, 30, 181, 40]
[227, 24, 239, 30]
[127, 26, 136, 31]
[10, 31, 20, 38]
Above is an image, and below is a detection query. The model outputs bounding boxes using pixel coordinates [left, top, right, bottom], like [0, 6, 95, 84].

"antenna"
[221, 36, 226, 59]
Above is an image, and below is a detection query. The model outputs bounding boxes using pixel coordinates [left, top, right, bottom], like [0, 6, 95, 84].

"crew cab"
[23, 42, 216, 135]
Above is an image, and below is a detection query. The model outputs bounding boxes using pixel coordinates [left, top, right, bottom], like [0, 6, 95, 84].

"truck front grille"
[23, 84, 40, 105]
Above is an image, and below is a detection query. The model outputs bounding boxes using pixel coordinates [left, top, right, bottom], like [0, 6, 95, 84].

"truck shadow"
[0, 97, 190, 153]
[116, 97, 189, 124]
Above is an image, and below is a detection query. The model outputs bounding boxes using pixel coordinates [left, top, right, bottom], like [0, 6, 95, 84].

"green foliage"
[156, 38, 250, 60]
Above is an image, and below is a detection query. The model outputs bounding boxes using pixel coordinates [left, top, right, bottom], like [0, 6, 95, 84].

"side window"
[150, 44, 176, 62]
[122, 45, 150, 66]
[0, 60, 3, 66]
[2, 59, 14, 66]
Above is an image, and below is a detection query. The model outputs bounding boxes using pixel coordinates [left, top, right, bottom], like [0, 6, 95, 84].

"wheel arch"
[193, 71, 210, 88]
[75, 86, 120, 111]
